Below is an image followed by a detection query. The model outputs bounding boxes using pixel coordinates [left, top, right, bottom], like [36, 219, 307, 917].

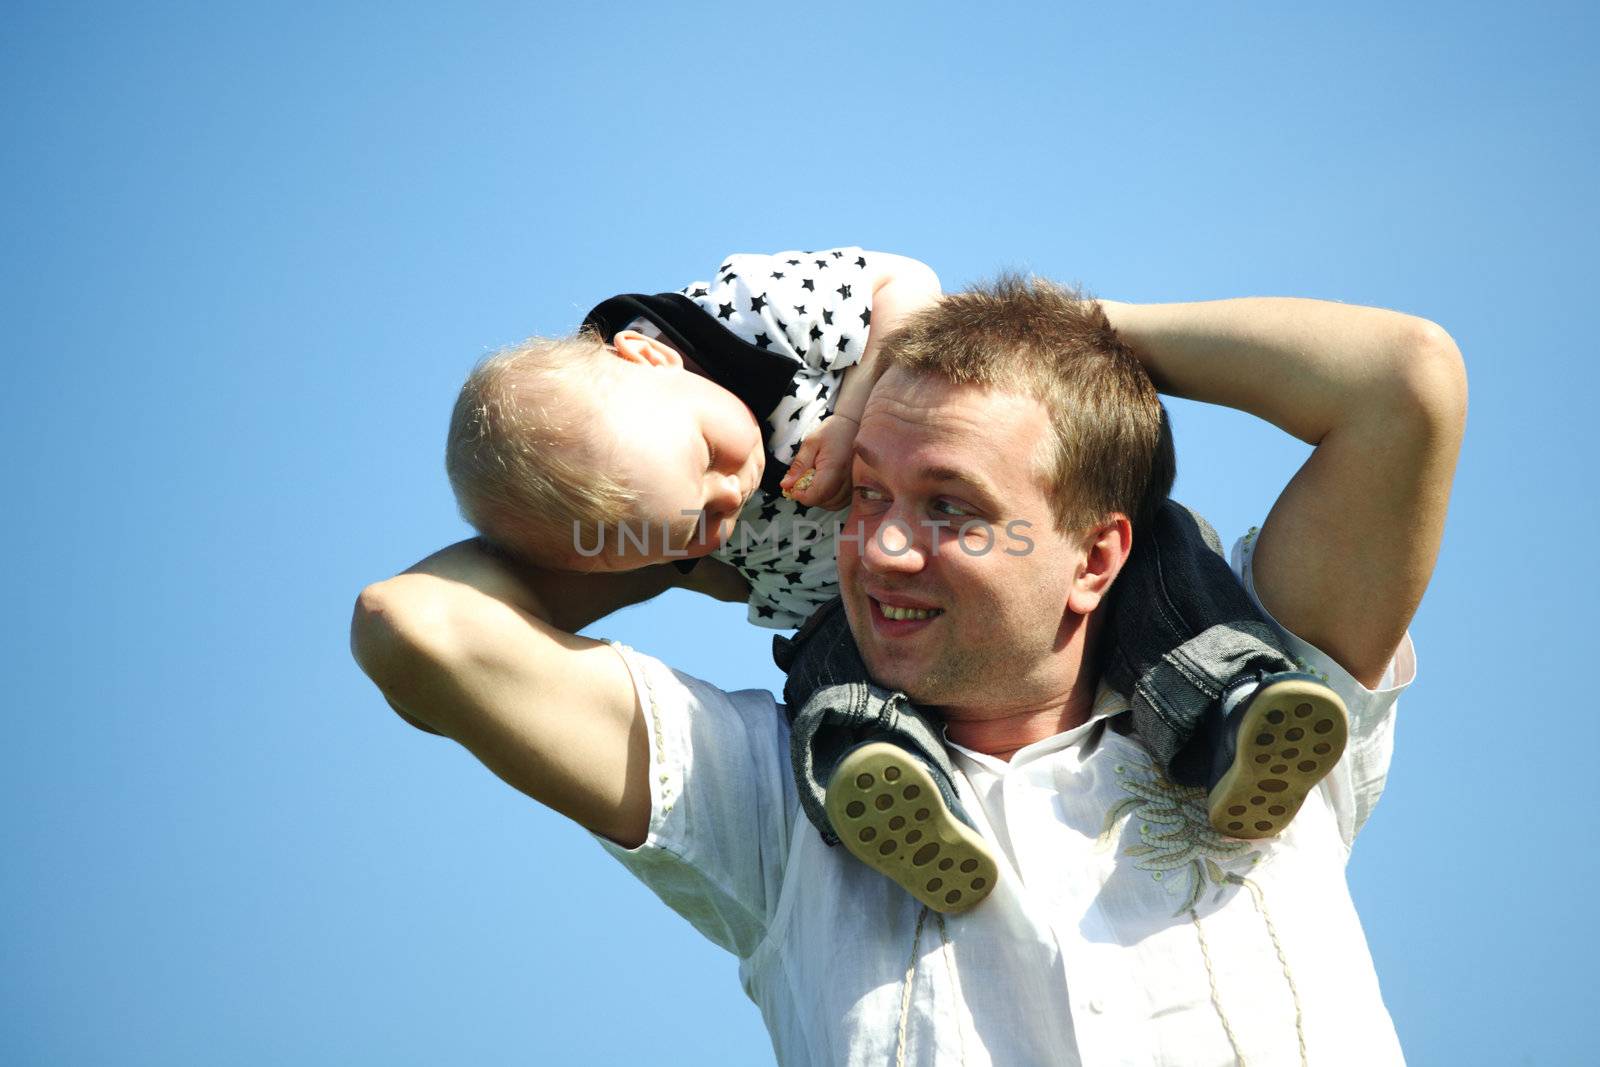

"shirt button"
[1088, 998, 1105, 1014]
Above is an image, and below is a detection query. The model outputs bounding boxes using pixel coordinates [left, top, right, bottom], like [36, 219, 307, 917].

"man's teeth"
[880, 603, 942, 621]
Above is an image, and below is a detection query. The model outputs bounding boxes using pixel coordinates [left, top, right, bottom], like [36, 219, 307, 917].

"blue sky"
[3, 2, 1595, 1063]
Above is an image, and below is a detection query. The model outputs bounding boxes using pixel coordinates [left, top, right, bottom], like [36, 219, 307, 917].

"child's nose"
[706, 474, 743, 516]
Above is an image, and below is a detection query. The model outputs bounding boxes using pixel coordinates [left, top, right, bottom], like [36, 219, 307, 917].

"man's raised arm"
[1100, 297, 1467, 686]
[349, 541, 745, 847]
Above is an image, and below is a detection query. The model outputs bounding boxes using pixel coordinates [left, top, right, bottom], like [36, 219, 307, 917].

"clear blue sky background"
[4, 2, 1595, 1064]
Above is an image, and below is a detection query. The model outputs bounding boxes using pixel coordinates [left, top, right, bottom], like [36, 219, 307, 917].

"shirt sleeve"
[591, 641, 797, 958]
[1231, 528, 1419, 851]
[683, 247, 878, 375]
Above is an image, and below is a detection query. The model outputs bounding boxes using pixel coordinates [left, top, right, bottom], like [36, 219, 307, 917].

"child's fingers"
[801, 463, 850, 511]
[781, 439, 822, 494]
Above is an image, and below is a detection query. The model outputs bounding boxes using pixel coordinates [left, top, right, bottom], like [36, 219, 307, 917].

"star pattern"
[665, 247, 879, 628]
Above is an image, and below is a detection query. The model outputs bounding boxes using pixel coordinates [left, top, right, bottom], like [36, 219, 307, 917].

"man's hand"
[679, 556, 753, 604]
[779, 414, 859, 511]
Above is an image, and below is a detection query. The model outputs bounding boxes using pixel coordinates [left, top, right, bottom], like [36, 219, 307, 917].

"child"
[445, 248, 1349, 914]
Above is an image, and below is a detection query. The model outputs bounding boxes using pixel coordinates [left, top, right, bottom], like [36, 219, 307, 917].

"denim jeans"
[771, 597, 970, 847]
[1101, 501, 1297, 786]
[773, 500, 1298, 843]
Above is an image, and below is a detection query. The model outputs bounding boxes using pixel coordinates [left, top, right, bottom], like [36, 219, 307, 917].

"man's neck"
[940, 668, 1103, 762]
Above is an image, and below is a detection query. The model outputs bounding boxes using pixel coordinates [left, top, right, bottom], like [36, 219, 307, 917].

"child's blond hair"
[445, 331, 637, 566]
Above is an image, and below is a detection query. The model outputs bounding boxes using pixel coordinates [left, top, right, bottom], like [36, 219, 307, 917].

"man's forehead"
[856, 368, 1052, 492]
[863, 367, 1048, 442]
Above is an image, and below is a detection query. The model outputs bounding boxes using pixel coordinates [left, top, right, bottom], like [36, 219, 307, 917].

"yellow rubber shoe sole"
[825, 742, 998, 913]
[1208, 677, 1350, 839]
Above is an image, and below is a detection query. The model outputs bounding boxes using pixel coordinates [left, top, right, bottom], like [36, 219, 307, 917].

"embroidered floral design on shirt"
[1099, 755, 1262, 916]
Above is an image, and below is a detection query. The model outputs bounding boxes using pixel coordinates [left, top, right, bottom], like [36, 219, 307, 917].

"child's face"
[598, 355, 766, 566]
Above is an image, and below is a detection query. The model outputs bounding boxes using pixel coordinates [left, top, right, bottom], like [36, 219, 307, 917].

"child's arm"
[779, 254, 942, 509]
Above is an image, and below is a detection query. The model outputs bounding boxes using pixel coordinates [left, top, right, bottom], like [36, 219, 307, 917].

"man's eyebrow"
[854, 442, 1005, 509]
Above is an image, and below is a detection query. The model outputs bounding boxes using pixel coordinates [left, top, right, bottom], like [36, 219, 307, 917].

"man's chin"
[855, 643, 931, 701]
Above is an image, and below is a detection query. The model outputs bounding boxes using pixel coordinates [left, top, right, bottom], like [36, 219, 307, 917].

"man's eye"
[933, 499, 972, 518]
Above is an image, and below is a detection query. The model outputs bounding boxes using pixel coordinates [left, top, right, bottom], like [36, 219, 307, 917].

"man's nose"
[860, 514, 929, 575]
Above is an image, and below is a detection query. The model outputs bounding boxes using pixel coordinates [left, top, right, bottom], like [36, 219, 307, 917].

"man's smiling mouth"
[869, 595, 945, 622]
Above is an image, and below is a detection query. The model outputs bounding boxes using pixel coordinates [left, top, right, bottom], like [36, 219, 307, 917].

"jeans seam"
[1163, 645, 1225, 701]
[1145, 515, 1202, 649]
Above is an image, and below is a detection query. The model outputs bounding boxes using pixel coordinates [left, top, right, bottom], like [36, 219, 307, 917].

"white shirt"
[597, 532, 1417, 1065]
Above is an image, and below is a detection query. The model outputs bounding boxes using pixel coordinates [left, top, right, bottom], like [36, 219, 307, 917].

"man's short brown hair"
[445, 331, 637, 565]
[880, 274, 1174, 533]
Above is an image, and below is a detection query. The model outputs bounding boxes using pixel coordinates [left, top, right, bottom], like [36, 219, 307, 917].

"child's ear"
[610, 330, 685, 369]
[1066, 514, 1133, 616]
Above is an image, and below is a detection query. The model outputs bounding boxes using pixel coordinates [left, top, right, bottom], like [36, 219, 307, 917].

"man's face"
[836, 366, 1090, 715]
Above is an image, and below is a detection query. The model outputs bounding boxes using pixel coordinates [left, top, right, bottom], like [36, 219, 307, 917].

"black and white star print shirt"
[584, 247, 879, 629]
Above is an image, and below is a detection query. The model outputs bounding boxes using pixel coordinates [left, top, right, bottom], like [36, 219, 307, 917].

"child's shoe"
[1205, 672, 1349, 839]
[826, 741, 998, 913]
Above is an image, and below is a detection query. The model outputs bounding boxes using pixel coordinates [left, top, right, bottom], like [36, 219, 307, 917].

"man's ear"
[1067, 514, 1133, 616]
[609, 330, 684, 369]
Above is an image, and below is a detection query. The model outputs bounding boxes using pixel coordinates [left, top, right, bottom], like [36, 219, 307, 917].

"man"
[351, 276, 1464, 1065]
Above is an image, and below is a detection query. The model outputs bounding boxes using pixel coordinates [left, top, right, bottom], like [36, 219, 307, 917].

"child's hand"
[779, 415, 859, 512]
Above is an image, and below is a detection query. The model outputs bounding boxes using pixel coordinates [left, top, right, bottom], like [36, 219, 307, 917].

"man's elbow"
[1391, 318, 1469, 438]
[350, 576, 456, 703]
